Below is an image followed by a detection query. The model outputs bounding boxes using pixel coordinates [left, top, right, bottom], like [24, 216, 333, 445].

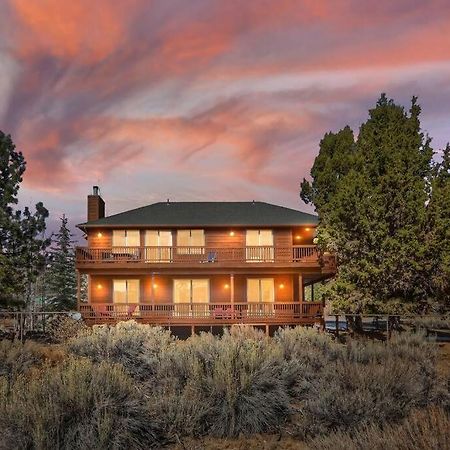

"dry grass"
[306, 407, 450, 450]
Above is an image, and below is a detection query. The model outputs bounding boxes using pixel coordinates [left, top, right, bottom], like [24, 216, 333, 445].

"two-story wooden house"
[75, 187, 335, 334]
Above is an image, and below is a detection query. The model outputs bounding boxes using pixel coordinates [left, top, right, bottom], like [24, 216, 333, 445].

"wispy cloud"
[0, 0, 449, 228]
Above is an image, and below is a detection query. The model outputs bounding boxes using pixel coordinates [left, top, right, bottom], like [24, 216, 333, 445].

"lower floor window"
[113, 279, 140, 303]
[173, 279, 209, 303]
[247, 278, 274, 303]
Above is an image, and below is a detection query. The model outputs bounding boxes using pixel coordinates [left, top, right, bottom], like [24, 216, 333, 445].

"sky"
[1, 0, 450, 238]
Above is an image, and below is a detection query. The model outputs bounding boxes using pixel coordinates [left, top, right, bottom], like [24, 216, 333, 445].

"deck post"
[76, 270, 81, 310]
[151, 273, 155, 310]
[191, 325, 195, 336]
[230, 273, 235, 308]
[265, 324, 269, 336]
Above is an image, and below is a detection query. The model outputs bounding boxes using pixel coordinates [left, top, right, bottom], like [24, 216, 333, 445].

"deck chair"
[207, 251, 217, 263]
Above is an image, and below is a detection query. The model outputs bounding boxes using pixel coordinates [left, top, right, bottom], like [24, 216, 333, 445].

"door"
[112, 279, 140, 316]
[145, 231, 172, 262]
[247, 278, 274, 316]
[173, 279, 209, 316]
[246, 230, 274, 261]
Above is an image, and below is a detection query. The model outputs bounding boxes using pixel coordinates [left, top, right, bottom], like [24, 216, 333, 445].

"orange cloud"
[10, 0, 136, 63]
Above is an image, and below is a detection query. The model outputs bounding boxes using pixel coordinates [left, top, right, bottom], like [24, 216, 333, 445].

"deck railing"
[76, 245, 321, 265]
[79, 301, 323, 323]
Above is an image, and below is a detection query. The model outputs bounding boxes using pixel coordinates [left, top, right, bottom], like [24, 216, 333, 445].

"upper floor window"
[246, 229, 273, 246]
[177, 229, 205, 254]
[145, 231, 172, 262]
[246, 230, 274, 261]
[112, 230, 140, 247]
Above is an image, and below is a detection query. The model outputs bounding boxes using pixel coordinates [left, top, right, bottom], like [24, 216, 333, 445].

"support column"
[76, 270, 81, 310]
[230, 274, 235, 305]
[151, 272, 155, 307]
[298, 274, 304, 303]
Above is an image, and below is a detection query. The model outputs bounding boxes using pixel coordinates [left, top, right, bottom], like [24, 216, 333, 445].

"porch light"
[96, 284, 102, 289]
[305, 227, 311, 232]
[97, 232, 103, 238]
[295, 235, 301, 240]
[229, 231, 235, 236]
[279, 283, 285, 289]
[153, 284, 158, 289]
[224, 284, 230, 289]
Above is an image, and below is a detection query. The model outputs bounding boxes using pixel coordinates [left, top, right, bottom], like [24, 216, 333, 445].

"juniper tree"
[301, 95, 434, 313]
[426, 144, 450, 306]
[46, 215, 77, 310]
[0, 131, 49, 308]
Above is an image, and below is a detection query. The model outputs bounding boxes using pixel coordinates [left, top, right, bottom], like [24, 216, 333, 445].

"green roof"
[78, 201, 318, 228]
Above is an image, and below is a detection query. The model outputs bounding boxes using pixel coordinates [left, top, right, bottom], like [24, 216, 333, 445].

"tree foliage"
[0, 131, 49, 308]
[301, 95, 448, 313]
[46, 215, 77, 310]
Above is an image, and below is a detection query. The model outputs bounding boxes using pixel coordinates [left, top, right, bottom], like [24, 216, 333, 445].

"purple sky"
[1, 0, 449, 237]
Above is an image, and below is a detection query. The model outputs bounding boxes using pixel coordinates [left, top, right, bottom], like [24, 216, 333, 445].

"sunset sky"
[1, 0, 450, 236]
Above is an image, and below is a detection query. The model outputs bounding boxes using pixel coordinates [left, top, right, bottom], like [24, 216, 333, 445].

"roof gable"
[78, 201, 318, 228]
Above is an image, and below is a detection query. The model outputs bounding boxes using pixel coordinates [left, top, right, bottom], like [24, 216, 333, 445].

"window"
[247, 278, 274, 303]
[113, 280, 140, 303]
[245, 230, 274, 261]
[177, 230, 205, 254]
[145, 230, 172, 262]
[173, 279, 209, 316]
[247, 278, 274, 316]
[112, 230, 140, 247]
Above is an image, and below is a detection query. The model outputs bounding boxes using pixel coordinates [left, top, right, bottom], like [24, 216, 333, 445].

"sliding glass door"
[145, 230, 172, 262]
[246, 230, 274, 261]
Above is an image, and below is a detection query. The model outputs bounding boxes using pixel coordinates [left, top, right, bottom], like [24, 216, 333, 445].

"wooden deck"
[76, 245, 336, 272]
[79, 301, 324, 326]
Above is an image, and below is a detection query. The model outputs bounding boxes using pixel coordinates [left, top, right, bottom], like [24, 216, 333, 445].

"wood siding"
[89, 274, 298, 304]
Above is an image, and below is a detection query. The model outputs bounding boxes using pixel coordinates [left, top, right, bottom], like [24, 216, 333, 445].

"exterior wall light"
[229, 231, 235, 236]
[279, 283, 285, 289]
[304, 227, 311, 232]
[295, 235, 301, 240]
[153, 284, 158, 289]
[97, 232, 103, 238]
[224, 284, 230, 289]
[96, 284, 102, 289]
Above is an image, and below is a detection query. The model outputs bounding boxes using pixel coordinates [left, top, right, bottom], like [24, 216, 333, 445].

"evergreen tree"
[47, 215, 77, 310]
[426, 144, 450, 306]
[0, 131, 49, 308]
[301, 95, 434, 313]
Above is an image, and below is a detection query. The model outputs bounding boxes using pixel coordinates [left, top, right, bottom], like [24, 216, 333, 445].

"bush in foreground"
[0, 357, 163, 449]
[68, 321, 174, 380]
[153, 326, 291, 438]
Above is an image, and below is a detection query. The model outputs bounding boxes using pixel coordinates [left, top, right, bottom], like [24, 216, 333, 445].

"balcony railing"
[79, 301, 323, 324]
[76, 245, 322, 265]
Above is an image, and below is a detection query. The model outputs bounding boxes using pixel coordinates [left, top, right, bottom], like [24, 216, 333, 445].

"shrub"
[293, 332, 440, 438]
[306, 407, 450, 450]
[0, 357, 163, 449]
[67, 321, 175, 380]
[0, 340, 65, 383]
[153, 327, 291, 438]
[46, 315, 89, 342]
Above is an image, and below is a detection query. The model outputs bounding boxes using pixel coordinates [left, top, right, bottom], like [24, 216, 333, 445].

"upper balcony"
[75, 244, 336, 272]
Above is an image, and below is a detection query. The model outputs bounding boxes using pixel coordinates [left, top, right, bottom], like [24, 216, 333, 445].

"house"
[75, 186, 335, 335]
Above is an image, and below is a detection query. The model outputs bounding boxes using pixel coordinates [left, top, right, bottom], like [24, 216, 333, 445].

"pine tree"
[301, 95, 434, 313]
[46, 215, 77, 310]
[0, 131, 49, 308]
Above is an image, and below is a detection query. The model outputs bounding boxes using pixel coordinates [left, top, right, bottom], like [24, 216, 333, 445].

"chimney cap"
[93, 185, 99, 196]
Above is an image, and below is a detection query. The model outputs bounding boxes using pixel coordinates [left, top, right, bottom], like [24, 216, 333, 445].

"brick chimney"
[87, 186, 105, 222]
